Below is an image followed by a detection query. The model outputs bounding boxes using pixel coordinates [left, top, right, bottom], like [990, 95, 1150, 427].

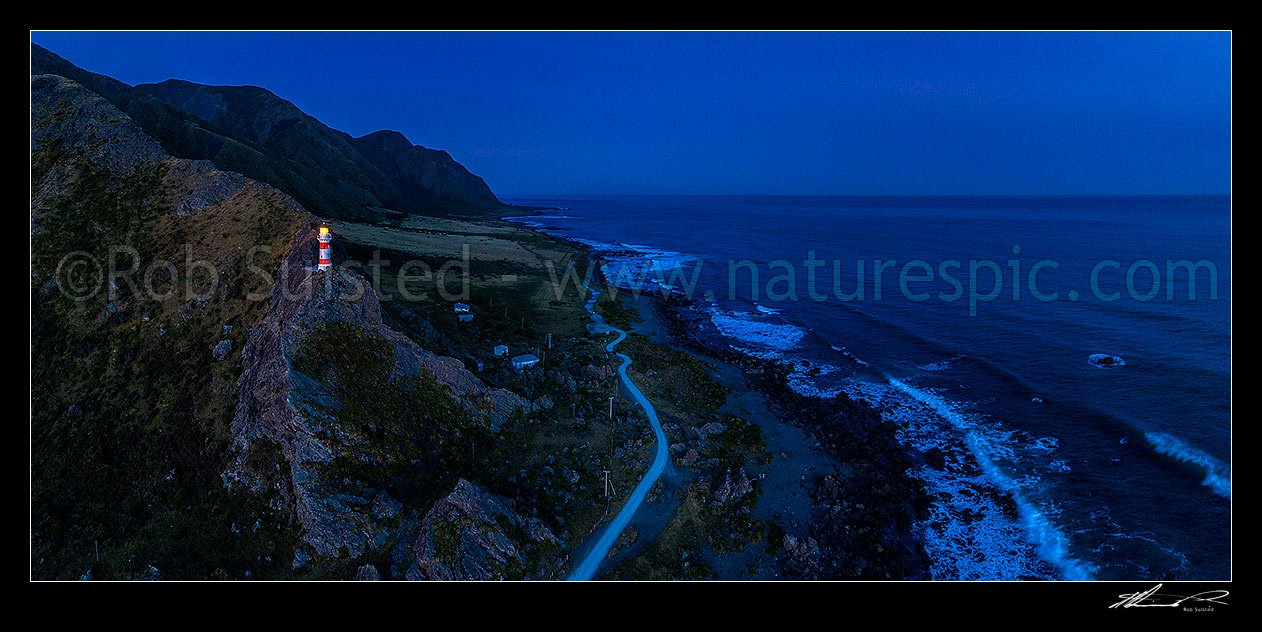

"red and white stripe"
[317, 229, 332, 270]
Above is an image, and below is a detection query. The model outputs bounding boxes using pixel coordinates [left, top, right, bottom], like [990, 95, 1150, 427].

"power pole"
[608, 395, 614, 421]
[603, 470, 610, 498]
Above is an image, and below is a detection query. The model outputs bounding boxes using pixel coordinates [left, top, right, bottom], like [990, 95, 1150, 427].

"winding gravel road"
[568, 286, 670, 581]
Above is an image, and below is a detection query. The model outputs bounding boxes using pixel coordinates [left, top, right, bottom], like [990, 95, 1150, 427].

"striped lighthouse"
[317, 226, 332, 271]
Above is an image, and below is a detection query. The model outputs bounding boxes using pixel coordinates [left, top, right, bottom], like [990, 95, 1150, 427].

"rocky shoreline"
[649, 292, 933, 579]
[553, 233, 934, 579]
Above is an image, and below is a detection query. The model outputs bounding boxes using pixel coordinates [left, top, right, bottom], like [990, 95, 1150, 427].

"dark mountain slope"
[136, 79, 409, 213]
[31, 45, 558, 581]
[137, 79, 505, 216]
[32, 44, 504, 220]
[31, 44, 376, 221]
[31, 72, 311, 579]
[31, 64, 537, 581]
[350, 129, 502, 212]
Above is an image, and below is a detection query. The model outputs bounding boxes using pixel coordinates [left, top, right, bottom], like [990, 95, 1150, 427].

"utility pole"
[603, 470, 611, 498]
[547, 332, 553, 349]
[608, 395, 614, 421]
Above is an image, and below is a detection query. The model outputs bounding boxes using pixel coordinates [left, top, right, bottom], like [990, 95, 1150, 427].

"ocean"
[505, 194, 1231, 581]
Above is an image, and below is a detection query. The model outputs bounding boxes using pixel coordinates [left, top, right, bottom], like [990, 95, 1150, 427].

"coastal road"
[568, 287, 670, 581]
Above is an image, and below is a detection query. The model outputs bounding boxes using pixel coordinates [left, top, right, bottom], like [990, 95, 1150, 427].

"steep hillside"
[225, 245, 535, 573]
[32, 44, 505, 220]
[31, 72, 310, 579]
[351, 130, 502, 211]
[31, 67, 545, 580]
[137, 79, 505, 217]
[31, 44, 377, 222]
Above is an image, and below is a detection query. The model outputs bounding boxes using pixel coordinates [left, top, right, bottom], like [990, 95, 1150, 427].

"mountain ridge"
[136, 77, 505, 216]
[30, 63, 543, 581]
[32, 43, 505, 220]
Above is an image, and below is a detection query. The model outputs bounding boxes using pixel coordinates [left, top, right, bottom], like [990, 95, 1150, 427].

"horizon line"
[500, 192, 1232, 199]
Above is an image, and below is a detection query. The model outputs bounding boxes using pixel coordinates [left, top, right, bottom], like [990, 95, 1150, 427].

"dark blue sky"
[32, 31, 1230, 196]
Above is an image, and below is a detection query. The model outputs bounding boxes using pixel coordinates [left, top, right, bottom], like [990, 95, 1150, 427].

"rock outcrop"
[712, 467, 754, 505]
[224, 235, 528, 563]
[400, 479, 557, 580]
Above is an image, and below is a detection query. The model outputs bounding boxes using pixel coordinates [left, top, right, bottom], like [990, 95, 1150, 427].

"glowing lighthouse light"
[317, 226, 332, 271]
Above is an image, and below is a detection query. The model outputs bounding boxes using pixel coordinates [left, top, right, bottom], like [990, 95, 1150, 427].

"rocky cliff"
[225, 238, 529, 566]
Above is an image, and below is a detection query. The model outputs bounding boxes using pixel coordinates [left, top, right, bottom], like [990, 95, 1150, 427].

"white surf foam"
[884, 377, 1096, 581]
[845, 376, 1095, 580]
[829, 344, 870, 367]
[584, 241, 697, 293]
[709, 309, 806, 352]
[785, 360, 845, 398]
[1144, 431, 1231, 499]
[918, 355, 964, 371]
[841, 380, 1056, 579]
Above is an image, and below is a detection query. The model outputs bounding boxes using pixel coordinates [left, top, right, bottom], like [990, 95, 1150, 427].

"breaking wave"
[1145, 432, 1232, 499]
[882, 378, 1096, 580]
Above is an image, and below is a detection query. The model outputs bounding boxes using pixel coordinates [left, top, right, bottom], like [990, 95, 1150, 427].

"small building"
[453, 303, 470, 313]
[511, 353, 540, 370]
[458, 313, 474, 323]
[493, 344, 509, 357]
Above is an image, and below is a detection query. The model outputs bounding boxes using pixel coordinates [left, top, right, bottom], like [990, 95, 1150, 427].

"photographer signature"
[1110, 584, 1229, 609]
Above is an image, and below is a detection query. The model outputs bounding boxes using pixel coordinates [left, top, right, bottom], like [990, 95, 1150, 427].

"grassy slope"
[31, 139, 308, 578]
